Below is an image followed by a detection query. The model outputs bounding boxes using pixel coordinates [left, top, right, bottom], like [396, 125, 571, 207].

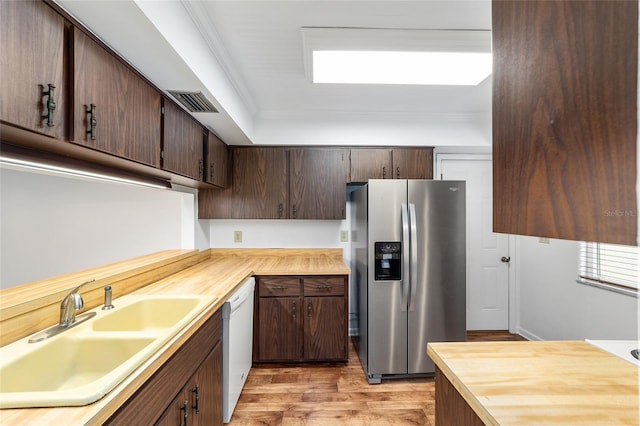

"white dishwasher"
[222, 277, 255, 423]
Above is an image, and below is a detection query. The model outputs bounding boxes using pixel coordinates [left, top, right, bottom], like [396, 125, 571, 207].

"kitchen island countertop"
[427, 340, 639, 425]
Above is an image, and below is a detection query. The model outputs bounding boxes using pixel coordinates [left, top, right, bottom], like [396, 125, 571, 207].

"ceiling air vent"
[168, 90, 218, 113]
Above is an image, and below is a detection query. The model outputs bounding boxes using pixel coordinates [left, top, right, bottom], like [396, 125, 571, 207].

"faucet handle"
[72, 292, 84, 310]
[59, 279, 94, 326]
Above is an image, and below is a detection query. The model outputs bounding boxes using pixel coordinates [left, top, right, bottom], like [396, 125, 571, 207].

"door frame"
[435, 153, 517, 333]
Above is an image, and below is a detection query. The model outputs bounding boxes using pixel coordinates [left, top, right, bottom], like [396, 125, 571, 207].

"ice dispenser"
[374, 242, 401, 280]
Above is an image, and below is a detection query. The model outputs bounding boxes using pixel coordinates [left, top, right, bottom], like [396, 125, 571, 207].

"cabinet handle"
[292, 301, 297, 319]
[278, 203, 283, 218]
[209, 164, 214, 181]
[198, 160, 204, 179]
[382, 166, 386, 178]
[307, 301, 312, 317]
[86, 104, 97, 140]
[272, 285, 286, 290]
[180, 400, 189, 426]
[191, 384, 200, 414]
[396, 166, 400, 178]
[316, 284, 332, 290]
[292, 204, 297, 218]
[43, 84, 56, 127]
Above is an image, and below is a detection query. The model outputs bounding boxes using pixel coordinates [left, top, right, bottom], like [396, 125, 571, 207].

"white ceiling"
[56, 0, 492, 148]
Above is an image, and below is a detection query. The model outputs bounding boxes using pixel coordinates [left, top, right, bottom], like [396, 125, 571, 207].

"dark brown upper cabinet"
[199, 147, 289, 219]
[492, 0, 637, 245]
[72, 27, 161, 168]
[349, 148, 433, 182]
[289, 148, 349, 219]
[0, 0, 67, 140]
[162, 99, 204, 180]
[350, 148, 392, 182]
[392, 148, 433, 180]
[205, 130, 229, 188]
[232, 147, 289, 219]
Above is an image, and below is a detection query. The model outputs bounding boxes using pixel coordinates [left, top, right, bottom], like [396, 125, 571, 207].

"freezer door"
[407, 180, 466, 374]
[366, 180, 408, 375]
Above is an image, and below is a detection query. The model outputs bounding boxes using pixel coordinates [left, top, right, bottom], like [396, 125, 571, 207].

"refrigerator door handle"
[401, 202, 410, 311]
[408, 203, 418, 311]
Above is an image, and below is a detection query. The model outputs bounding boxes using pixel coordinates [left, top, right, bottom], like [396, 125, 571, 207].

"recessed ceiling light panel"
[313, 50, 491, 85]
[302, 28, 492, 86]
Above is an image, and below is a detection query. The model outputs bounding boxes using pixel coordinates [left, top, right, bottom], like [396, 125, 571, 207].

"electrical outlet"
[539, 237, 550, 244]
[234, 230, 242, 243]
[340, 230, 349, 242]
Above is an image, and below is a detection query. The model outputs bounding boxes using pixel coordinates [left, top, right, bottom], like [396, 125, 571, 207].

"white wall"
[514, 236, 638, 341]
[0, 167, 195, 289]
[255, 112, 491, 147]
[209, 219, 347, 250]
[207, 200, 351, 267]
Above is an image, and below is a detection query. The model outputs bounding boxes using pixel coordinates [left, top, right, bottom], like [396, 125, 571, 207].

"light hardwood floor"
[229, 331, 525, 425]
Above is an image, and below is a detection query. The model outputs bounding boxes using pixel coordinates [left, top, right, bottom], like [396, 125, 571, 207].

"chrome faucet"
[29, 279, 99, 343]
[59, 279, 95, 327]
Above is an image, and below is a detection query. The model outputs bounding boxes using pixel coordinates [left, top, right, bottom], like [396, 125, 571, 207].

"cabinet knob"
[278, 203, 283, 218]
[382, 166, 386, 178]
[43, 84, 56, 127]
[86, 104, 97, 140]
[396, 166, 400, 178]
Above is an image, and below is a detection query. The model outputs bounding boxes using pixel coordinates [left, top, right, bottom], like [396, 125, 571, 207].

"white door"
[439, 156, 510, 330]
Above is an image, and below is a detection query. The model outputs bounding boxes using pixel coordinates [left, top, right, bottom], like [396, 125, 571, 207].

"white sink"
[586, 339, 640, 366]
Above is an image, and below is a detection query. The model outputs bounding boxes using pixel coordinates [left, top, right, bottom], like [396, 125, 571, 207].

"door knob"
[501, 256, 511, 263]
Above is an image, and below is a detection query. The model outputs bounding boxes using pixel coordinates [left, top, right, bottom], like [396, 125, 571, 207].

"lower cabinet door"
[303, 296, 346, 360]
[155, 390, 189, 426]
[258, 297, 302, 361]
[155, 342, 223, 426]
[192, 340, 223, 425]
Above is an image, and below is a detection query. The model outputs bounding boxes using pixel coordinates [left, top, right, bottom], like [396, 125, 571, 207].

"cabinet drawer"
[303, 277, 345, 296]
[258, 277, 301, 297]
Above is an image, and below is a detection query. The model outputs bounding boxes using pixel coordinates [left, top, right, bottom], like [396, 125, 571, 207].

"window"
[578, 242, 639, 296]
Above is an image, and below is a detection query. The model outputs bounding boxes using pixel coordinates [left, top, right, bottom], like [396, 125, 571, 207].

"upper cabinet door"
[350, 149, 392, 182]
[162, 99, 204, 180]
[492, 0, 637, 245]
[290, 148, 349, 219]
[0, 1, 67, 139]
[392, 148, 433, 179]
[232, 147, 289, 219]
[205, 131, 229, 188]
[72, 28, 161, 167]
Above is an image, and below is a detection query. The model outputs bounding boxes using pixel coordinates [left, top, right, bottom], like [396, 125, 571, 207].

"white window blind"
[579, 242, 639, 293]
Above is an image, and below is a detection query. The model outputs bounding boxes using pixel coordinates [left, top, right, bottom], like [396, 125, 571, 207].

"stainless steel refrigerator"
[351, 179, 466, 384]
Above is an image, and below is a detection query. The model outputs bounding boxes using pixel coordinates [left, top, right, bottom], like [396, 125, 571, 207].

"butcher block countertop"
[0, 248, 349, 425]
[427, 340, 639, 425]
